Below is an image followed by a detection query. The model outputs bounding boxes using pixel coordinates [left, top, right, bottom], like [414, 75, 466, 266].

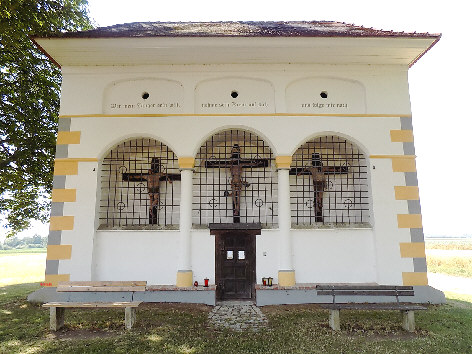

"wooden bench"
[43, 281, 146, 331]
[316, 285, 427, 332]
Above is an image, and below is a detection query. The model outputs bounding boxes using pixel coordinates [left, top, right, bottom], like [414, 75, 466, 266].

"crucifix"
[122, 157, 181, 224]
[205, 144, 269, 223]
[290, 153, 349, 222]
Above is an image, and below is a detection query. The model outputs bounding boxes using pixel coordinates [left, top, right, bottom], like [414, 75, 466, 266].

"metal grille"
[99, 138, 180, 229]
[290, 136, 370, 226]
[193, 130, 277, 227]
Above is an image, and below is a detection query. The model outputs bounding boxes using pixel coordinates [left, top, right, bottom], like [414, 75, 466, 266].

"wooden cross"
[290, 153, 349, 222]
[122, 157, 181, 224]
[205, 144, 269, 223]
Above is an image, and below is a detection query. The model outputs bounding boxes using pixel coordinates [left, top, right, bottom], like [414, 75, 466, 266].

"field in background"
[426, 240, 472, 250]
[0, 251, 46, 286]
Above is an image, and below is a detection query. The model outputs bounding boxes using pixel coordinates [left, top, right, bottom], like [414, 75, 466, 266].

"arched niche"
[103, 78, 184, 114]
[195, 77, 275, 114]
[193, 129, 277, 227]
[286, 77, 366, 114]
[290, 135, 370, 226]
[98, 138, 180, 229]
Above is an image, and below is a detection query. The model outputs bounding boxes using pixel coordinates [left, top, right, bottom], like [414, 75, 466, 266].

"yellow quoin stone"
[402, 272, 428, 286]
[390, 129, 414, 142]
[47, 245, 72, 260]
[278, 271, 296, 286]
[51, 189, 77, 202]
[54, 160, 78, 175]
[397, 214, 423, 228]
[399, 242, 426, 258]
[394, 186, 419, 200]
[49, 216, 74, 231]
[44, 274, 70, 287]
[392, 157, 416, 172]
[57, 131, 81, 145]
[176, 271, 193, 287]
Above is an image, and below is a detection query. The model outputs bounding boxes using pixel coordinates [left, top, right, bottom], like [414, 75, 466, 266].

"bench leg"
[329, 309, 340, 331]
[402, 310, 415, 332]
[125, 307, 136, 330]
[50, 307, 65, 331]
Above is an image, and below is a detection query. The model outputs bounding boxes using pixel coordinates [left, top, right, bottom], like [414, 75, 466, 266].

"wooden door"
[215, 231, 256, 300]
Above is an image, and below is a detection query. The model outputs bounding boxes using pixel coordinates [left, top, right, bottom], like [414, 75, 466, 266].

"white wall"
[292, 229, 376, 283]
[57, 62, 414, 286]
[93, 231, 179, 284]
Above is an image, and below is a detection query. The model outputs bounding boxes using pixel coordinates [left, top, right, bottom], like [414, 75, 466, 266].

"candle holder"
[267, 277, 273, 286]
[262, 277, 268, 286]
[204, 278, 209, 287]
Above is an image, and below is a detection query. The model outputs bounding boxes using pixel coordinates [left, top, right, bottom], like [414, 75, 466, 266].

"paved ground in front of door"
[208, 301, 269, 331]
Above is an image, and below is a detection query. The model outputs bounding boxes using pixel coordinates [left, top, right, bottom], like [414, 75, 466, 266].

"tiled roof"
[43, 21, 440, 39]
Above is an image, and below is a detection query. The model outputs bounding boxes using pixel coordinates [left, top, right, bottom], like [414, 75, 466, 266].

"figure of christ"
[205, 144, 269, 223]
[290, 153, 348, 222]
[122, 157, 181, 224]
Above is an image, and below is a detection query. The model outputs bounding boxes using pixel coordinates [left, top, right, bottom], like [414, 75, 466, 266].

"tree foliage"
[0, 1, 92, 236]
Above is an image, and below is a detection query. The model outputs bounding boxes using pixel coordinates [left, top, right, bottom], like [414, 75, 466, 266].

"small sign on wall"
[195, 77, 275, 114]
[286, 77, 366, 114]
[103, 78, 184, 114]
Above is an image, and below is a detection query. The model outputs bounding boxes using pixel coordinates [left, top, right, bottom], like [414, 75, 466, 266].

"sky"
[3, 0, 471, 241]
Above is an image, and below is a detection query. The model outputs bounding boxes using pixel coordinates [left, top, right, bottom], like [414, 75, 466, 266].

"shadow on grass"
[1, 284, 472, 353]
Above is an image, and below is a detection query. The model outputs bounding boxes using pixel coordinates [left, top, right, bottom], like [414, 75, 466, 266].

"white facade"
[34, 23, 440, 300]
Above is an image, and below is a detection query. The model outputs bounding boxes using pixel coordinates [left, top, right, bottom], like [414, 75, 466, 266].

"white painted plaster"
[93, 231, 179, 284]
[292, 229, 377, 283]
[54, 61, 418, 287]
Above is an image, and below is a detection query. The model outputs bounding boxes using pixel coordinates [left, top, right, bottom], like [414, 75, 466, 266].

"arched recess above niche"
[103, 78, 184, 114]
[195, 77, 275, 114]
[286, 77, 366, 114]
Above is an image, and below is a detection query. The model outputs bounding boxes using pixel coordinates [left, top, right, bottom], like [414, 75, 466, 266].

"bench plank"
[320, 303, 426, 311]
[316, 285, 413, 291]
[315, 284, 425, 332]
[58, 281, 147, 286]
[316, 290, 414, 297]
[43, 302, 142, 308]
[57, 286, 146, 292]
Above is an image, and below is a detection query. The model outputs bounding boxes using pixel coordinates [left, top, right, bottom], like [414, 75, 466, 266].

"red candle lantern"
[262, 277, 267, 286]
[204, 278, 209, 287]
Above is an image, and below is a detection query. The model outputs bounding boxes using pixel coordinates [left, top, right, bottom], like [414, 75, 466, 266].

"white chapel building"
[31, 21, 444, 305]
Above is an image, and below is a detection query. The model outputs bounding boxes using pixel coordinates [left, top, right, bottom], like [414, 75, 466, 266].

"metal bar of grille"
[99, 138, 179, 228]
[290, 135, 370, 226]
[193, 129, 277, 228]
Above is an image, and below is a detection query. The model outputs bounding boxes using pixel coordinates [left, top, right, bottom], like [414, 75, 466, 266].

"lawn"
[1, 249, 472, 353]
[1, 283, 472, 353]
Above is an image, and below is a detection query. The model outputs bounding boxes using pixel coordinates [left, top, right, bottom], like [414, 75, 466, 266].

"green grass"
[1, 283, 472, 353]
[427, 255, 472, 278]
